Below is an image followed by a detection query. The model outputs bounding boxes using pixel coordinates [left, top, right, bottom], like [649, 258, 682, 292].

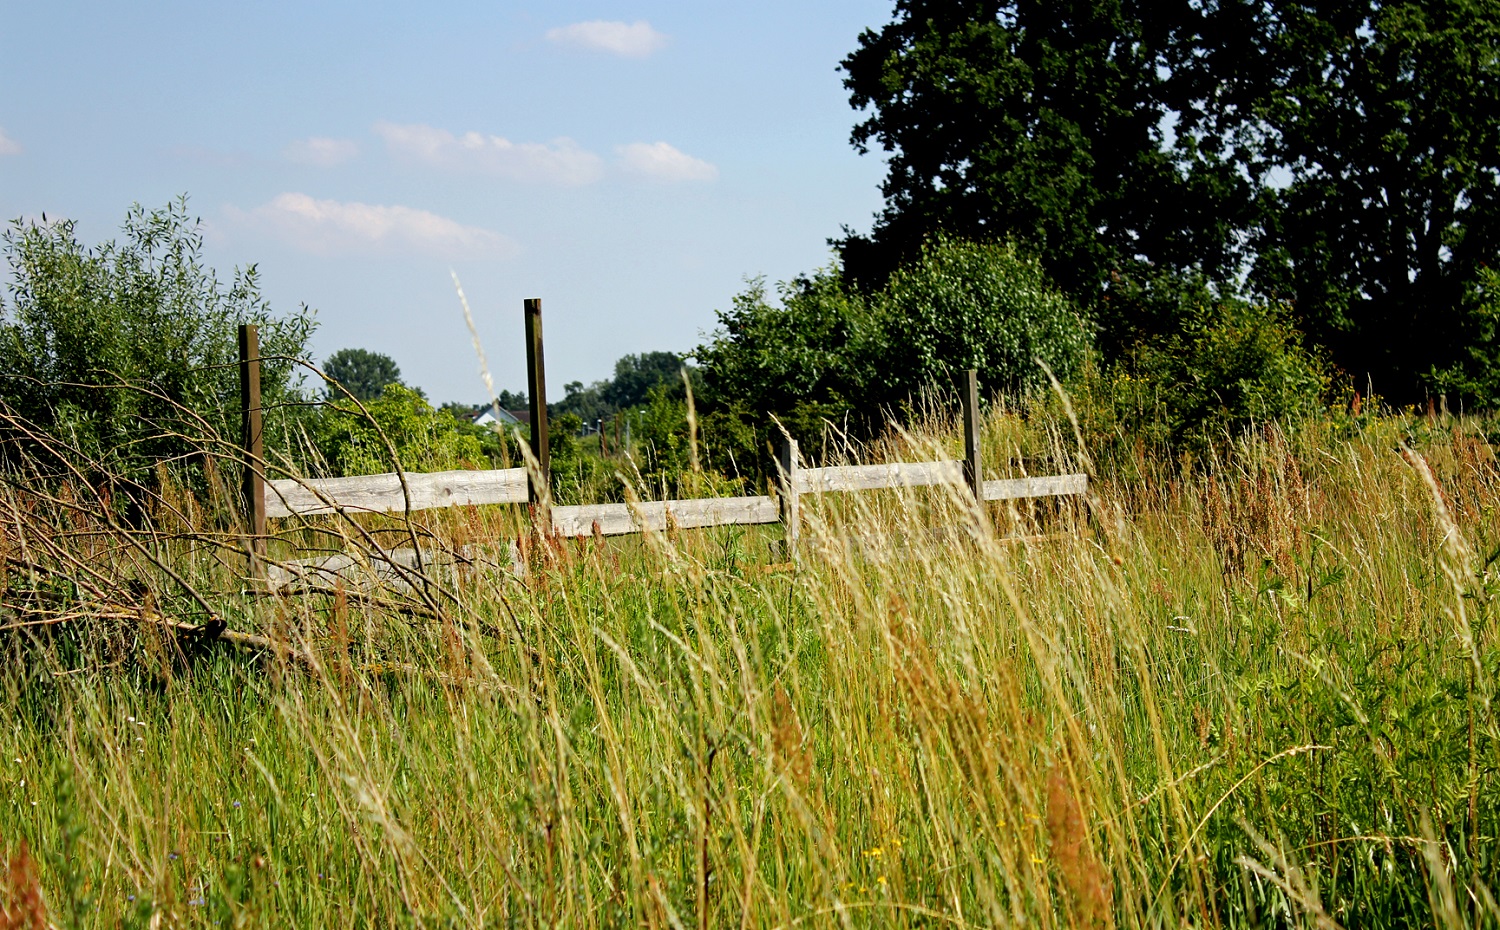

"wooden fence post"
[961, 368, 982, 502]
[524, 299, 551, 522]
[238, 324, 267, 578]
[777, 436, 800, 559]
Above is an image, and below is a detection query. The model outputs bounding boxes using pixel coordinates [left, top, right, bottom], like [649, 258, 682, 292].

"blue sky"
[0, 1, 890, 404]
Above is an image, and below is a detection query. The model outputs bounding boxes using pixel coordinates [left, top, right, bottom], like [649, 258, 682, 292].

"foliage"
[1430, 266, 1500, 407]
[547, 411, 614, 504]
[628, 386, 695, 491]
[0, 199, 316, 476]
[695, 270, 869, 449]
[492, 389, 528, 412]
[553, 380, 611, 426]
[874, 236, 1092, 398]
[695, 239, 1088, 460]
[1246, 0, 1500, 400]
[840, 0, 1500, 403]
[602, 351, 688, 410]
[552, 352, 690, 427]
[456, 412, 522, 470]
[543, 354, 712, 499]
[551, 379, 627, 431]
[838, 0, 1250, 299]
[315, 383, 483, 477]
[1085, 298, 1329, 451]
[1, 410, 1498, 926]
[321, 348, 402, 403]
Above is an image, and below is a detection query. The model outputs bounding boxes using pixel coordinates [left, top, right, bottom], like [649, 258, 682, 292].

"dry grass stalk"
[1047, 768, 1113, 930]
[0, 840, 46, 930]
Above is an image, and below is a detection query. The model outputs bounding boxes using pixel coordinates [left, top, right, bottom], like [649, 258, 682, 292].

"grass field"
[1, 408, 1497, 928]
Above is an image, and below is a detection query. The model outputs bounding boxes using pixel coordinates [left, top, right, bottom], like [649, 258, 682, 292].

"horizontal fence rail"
[265, 463, 1086, 534]
[266, 468, 528, 519]
[795, 460, 962, 493]
[553, 495, 780, 537]
[982, 473, 1088, 500]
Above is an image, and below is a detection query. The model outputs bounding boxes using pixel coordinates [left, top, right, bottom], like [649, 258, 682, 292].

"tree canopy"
[550, 351, 690, 425]
[695, 239, 1090, 455]
[840, 0, 1500, 401]
[839, 0, 1252, 299]
[0, 199, 315, 475]
[603, 352, 687, 410]
[323, 347, 403, 403]
[1246, 0, 1500, 399]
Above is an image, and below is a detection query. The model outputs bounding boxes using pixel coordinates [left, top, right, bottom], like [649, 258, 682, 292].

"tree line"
[835, 0, 1500, 404]
[4, 1, 1496, 500]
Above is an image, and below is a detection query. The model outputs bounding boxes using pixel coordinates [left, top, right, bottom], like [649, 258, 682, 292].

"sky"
[0, 1, 891, 404]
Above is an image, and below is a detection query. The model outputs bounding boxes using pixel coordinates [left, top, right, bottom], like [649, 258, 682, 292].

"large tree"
[839, 1, 1254, 307]
[603, 352, 687, 410]
[1246, 0, 1500, 398]
[323, 347, 402, 403]
[841, 0, 1500, 400]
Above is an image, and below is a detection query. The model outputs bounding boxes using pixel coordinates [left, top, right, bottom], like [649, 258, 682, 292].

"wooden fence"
[262, 455, 1087, 536]
[237, 305, 1087, 574]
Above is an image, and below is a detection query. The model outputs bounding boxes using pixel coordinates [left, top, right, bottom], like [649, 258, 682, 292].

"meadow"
[0, 404, 1496, 928]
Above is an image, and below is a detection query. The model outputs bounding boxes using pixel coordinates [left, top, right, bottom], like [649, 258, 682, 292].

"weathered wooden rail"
[264, 457, 1086, 536]
[265, 469, 528, 518]
[238, 305, 1088, 589]
[262, 465, 1086, 592]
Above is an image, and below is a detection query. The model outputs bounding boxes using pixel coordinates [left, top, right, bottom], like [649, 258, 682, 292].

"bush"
[695, 238, 1090, 465]
[547, 411, 617, 504]
[696, 272, 867, 422]
[872, 236, 1093, 401]
[1429, 266, 1500, 410]
[316, 384, 483, 477]
[0, 199, 316, 476]
[1088, 297, 1329, 453]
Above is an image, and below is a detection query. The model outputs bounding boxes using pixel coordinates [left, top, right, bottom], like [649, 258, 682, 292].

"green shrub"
[696, 271, 867, 424]
[1429, 265, 1500, 410]
[1089, 297, 1328, 453]
[547, 411, 619, 504]
[316, 384, 483, 477]
[628, 385, 696, 494]
[872, 236, 1093, 401]
[696, 239, 1090, 466]
[0, 199, 315, 476]
[695, 269, 871, 470]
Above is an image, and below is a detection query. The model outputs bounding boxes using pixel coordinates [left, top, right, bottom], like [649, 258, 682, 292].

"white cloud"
[283, 136, 359, 167]
[545, 20, 667, 58]
[615, 142, 718, 182]
[232, 193, 515, 258]
[374, 121, 603, 186]
[0, 129, 23, 156]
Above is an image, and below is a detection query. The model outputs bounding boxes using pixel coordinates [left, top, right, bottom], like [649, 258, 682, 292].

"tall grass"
[1, 406, 1496, 928]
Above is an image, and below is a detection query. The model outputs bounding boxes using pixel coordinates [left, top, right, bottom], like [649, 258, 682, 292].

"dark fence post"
[238, 324, 267, 578]
[961, 368, 983, 503]
[524, 299, 551, 522]
[777, 436, 800, 560]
